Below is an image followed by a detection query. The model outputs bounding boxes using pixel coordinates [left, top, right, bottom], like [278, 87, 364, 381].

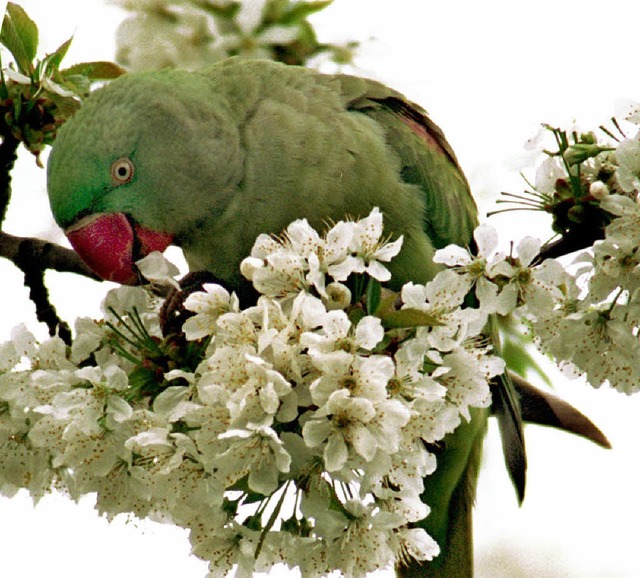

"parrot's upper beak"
[65, 212, 174, 285]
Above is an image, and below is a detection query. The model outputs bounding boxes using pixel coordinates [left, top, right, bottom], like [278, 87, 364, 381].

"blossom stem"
[487, 207, 547, 217]
[254, 481, 291, 559]
[107, 306, 164, 357]
[606, 287, 625, 316]
[498, 191, 548, 204]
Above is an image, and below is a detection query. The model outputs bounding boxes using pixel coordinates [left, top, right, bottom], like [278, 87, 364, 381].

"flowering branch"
[109, 0, 357, 71]
[0, 209, 503, 577]
[0, 2, 124, 339]
[0, 196, 620, 576]
[483, 109, 640, 394]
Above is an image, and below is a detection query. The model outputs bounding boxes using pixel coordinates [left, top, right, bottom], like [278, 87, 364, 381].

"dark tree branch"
[1, 124, 104, 343]
[16, 243, 72, 344]
[0, 231, 100, 278]
[0, 232, 102, 344]
[534, 225, 605, 265]
[0, 133, 20, 225]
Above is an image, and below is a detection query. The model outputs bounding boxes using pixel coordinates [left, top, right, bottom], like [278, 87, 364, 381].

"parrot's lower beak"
[65, 212, 174, 285]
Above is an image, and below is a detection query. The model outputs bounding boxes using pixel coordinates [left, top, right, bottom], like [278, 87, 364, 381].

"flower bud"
[563, 144, 613, 167]
[589, 180, 609, 200]
[322, 282, 352, 310]
[240, 256, 262, 281]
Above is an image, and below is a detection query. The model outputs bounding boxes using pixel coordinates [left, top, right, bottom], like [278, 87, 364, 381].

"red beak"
[65, 212, 174, 284]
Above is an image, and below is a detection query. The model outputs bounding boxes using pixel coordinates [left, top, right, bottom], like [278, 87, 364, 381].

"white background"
[1, 1, 639, 576]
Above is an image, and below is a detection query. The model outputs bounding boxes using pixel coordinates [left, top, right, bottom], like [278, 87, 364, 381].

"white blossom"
[0, 208, 527, 575]
[615, 131, 640, 192]
[395, 527, 440, 564]
[135, 251, 180, 289]
[327, 499, 399, 578]
[348, 207, 404, 282]
[301, 310, 383, 359]
[601, 194, 640, 245]
[182, 283, 239, 339]
[217, 424, 291, 495]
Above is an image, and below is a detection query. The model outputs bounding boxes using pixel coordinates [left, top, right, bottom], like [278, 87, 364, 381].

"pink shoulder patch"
[398, 115, 444, 153]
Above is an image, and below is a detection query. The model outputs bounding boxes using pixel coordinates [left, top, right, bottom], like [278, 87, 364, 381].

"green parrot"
[46, 57, 509, 576]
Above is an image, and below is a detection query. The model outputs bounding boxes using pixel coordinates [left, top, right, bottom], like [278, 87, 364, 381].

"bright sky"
[1, 1, 640, 576]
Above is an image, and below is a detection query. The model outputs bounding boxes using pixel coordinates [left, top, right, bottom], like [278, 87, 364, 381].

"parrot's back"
[176, 59, 478, 288]
[196, 60, 486, 576]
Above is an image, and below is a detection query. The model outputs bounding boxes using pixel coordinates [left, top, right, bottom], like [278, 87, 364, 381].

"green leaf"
[60, 61, 127, 81]
[44, 36, 74, 73]
[380, 308, 443, 329]
[187, 0, 239, 20]
[0, 77, 7, 99]
[55, 73, 92, 98]
[278, 1, 334, 24]
[365, 278, 381, 315]
[0, 2, 39, 75]
[46, 91, 82, 119]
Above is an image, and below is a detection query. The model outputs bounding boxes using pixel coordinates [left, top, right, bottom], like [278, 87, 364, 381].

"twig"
[0, 133, 20, 225]
[534, 226, 605, 264]
[16, 244, 72, 344]
[0, 231, 100, 278]
[0, 232, 102, 344]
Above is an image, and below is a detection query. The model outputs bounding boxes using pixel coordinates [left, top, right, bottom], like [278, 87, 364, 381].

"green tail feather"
[398, 407, 488, 578]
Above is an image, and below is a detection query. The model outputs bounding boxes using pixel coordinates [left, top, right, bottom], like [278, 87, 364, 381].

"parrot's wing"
[343, 82, 477, 249]
[339, 78, 528, 573]
[345, 78, 527, 493]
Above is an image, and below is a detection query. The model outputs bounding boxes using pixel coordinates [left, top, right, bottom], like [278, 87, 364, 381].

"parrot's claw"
[159, 271, 259, 337]
[159, 271, 226, 337]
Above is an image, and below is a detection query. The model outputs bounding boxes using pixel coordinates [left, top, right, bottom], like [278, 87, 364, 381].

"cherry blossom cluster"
[437, 201, 640, 394]
[458, 104, 640, 395]
[0, 209, 504, 577]
[532, 192, 640, 394]
[109, 0, 353, 72]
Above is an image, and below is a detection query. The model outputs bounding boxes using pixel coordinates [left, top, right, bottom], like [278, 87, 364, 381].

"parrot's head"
[47, 69, 243, 284]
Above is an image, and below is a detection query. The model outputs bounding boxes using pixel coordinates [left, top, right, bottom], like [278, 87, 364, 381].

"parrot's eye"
[111, 157, 134, 185]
